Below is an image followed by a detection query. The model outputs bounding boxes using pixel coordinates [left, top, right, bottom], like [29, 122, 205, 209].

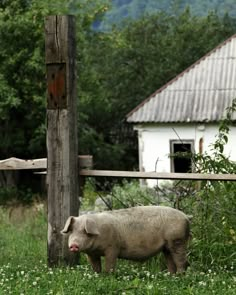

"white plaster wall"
[135, 123, 236, 187]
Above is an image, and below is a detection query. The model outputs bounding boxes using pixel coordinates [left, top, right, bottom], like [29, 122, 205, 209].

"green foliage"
[111, 180, 157, 208]
[188, 99, 236, 269]
[0, 0, 68, 158]
[195, 98, 236, 174]
[0, 187, 40, 205]
[80, 179, 99, 210]
[170, 178, 236, 269]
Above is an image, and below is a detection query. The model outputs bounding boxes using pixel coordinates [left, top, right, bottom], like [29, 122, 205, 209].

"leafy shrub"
[0, 187, 38, 206]
[80, 178, 99, 211]
[111, 180, 158, 209]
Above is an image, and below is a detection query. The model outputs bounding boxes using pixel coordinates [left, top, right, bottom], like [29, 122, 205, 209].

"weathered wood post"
[45, 15, 79, 266]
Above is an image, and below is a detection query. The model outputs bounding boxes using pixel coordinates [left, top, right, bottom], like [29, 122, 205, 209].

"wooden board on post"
[45, 15, 79, 266]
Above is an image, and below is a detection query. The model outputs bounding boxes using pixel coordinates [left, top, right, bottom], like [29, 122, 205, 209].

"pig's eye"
[84, 230, 93, 238]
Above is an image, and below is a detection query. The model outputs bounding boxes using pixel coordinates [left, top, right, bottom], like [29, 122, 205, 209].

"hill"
[96, 0, 236, 30]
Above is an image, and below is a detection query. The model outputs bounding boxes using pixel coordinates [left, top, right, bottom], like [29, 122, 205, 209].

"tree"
[0, 0, 109, 160]
[0, 0, 68, 159]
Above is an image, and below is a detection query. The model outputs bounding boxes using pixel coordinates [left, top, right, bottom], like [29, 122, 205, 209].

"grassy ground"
[0, 206, 235, 295]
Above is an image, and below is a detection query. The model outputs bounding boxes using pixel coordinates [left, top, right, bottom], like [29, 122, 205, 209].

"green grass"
[0, 206, 235, 295]
[0, 262, 235, 295]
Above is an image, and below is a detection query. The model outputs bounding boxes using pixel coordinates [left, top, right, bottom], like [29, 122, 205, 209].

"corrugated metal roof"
[127, 34, 236, 123]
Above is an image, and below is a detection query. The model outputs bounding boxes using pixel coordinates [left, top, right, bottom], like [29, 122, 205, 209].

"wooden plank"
[80, 169, 236, 181]
[45, 15, 79, 267]
[0, 157, 47, 170]
[0, 156, 92, 170]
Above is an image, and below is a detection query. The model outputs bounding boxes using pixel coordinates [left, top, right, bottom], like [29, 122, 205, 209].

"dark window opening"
[170, 141, 194, 173]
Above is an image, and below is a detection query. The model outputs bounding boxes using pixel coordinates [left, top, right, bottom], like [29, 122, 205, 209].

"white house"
[127, 34, 236, 187]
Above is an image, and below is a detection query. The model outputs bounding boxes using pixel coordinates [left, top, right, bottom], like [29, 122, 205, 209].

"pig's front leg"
[87, 254, 102, 273]
[104, 248, 118, 272]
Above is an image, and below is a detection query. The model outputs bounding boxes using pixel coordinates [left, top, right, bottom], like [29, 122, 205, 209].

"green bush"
[0, 187, 39, 206]
[110, 180, 158, 209]
[80, 179, 99, 211]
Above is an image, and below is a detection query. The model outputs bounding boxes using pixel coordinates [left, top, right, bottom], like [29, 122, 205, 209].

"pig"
[61, 206, 191, 274]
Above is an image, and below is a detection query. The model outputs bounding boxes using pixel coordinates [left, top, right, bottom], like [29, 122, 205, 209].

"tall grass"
[0, 206, 47, 266]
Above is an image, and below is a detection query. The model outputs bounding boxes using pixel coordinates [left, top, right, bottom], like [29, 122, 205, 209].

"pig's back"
[101, 206, 189, 241]
[108, 206, 188, 225]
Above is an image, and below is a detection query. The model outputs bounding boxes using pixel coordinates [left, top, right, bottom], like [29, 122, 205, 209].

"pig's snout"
[69, 244, 79, 252]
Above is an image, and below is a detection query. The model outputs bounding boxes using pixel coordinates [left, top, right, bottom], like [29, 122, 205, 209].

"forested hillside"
[97, 0, 236, 30]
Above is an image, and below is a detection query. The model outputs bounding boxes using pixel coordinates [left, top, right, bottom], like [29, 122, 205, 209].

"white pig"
[61, 206, 191, 273]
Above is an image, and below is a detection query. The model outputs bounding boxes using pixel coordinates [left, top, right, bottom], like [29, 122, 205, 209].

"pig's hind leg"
[169, 239, 189, 273]
[87, 254, 102, 273]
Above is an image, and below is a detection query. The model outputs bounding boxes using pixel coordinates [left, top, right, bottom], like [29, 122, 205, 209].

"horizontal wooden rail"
[2, 158, 236, 181]
[80, 169, 236, 181]
[0, 156, 93, 170]
[0, 157, 46, 170]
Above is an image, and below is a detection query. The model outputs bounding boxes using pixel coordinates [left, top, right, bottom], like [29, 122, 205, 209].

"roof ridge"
[126, 34, 236, 120]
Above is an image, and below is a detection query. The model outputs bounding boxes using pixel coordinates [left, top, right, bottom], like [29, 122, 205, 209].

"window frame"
[169, 139, 195, 173]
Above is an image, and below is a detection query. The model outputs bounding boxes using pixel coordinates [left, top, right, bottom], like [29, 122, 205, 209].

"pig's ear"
[84, 218, 100, 235]
[61, 216, 75, 234]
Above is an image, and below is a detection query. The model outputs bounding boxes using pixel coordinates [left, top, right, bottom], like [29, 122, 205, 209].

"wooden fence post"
[45, 15, 79, 266]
